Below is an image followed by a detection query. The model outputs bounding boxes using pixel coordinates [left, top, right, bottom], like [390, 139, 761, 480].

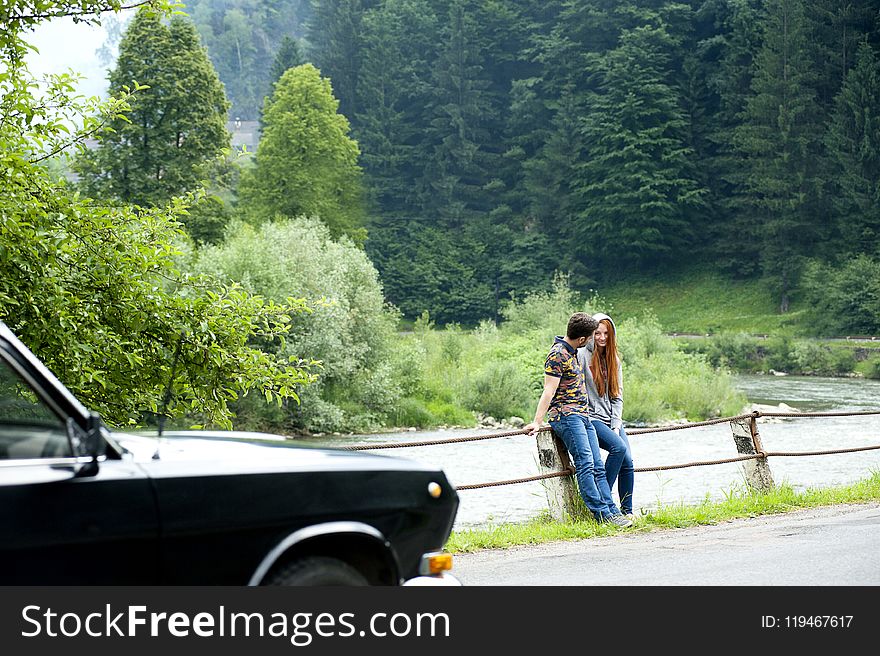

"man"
[524, 312, 632, 527]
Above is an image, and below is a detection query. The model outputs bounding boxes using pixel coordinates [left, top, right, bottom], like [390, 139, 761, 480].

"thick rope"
[626, 413, 756, 435]
[339, 409, 880, 451]
[338, 427, 534, 451]
[456, 468, 575, 490]
[329, 410, 880, 490]
[453, 445, 880, 488]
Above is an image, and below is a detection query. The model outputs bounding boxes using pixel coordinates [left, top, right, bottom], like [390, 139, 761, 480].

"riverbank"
[446, 473, 880, 553]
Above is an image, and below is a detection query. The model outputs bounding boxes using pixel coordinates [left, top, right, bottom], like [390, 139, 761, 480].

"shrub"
[462, 360, 533, 420]
[500, 272, 579, 336]
[197, 217, 400, 433]
[801, 257, 880, 335]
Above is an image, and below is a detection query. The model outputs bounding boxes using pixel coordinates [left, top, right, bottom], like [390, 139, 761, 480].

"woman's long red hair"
[590, 319, 620, 398]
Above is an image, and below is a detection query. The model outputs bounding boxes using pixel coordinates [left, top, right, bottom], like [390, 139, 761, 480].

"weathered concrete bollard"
[729, 415, 775, 492]
[536, 428, 587, 521]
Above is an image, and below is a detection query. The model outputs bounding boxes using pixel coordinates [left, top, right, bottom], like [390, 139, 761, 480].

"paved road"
[453, 502, 880, 585]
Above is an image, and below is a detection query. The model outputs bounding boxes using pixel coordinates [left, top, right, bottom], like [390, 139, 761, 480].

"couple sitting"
[525, 312, 635, 528]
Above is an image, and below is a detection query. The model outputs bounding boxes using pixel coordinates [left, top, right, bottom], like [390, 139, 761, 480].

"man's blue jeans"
[549, 413, 618, 520]
[592, 420, 634, 515]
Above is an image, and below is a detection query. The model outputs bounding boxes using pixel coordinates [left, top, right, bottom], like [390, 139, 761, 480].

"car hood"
[111, 430, 441, 476]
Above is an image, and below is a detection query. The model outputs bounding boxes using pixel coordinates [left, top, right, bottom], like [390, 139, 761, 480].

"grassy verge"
[446, 472, 880, 553]
[600, 269, 806, 336]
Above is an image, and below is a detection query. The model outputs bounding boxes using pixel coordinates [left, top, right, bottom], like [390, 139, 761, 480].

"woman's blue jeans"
[549, 413, 617, 520]
[592, 419, 634, 515]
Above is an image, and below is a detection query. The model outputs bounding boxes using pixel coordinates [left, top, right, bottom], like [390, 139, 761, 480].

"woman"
[578, 313, 635, 517]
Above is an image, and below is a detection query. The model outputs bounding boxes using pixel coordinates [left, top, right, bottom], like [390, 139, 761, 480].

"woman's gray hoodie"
[577, 313, 623, 431]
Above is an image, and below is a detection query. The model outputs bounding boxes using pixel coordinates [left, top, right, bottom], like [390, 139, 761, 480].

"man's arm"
[524, 374, 561, 436]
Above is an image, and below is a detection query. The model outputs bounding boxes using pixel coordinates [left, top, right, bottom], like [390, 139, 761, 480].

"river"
[320, 375, 880, 530]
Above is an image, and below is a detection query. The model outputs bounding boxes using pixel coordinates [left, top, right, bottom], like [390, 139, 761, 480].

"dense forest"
[180, 0, 880, 328]
[6, 0, 880, 435]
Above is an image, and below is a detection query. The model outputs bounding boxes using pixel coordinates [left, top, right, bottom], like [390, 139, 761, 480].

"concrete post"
[729, 415, 775, 492]
[535, 428, 587, 521]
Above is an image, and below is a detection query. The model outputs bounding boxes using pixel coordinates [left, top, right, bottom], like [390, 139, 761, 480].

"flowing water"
[319, 375, 880, 530]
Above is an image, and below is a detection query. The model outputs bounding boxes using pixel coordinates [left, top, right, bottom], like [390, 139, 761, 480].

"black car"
[0, 322, 459, 585]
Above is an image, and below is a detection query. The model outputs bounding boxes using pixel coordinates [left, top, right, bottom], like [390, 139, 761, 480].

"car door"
[0, 349, 160, 584]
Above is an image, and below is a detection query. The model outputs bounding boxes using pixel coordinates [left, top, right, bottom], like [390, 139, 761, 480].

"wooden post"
[729, 415, 774, 492]
[535, 428, 588, 521]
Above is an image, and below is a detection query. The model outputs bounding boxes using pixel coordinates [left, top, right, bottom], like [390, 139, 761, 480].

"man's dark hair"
[567, 312, 599, 340]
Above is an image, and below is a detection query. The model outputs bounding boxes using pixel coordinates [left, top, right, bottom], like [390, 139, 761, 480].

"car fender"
[248, 521, 397, 586]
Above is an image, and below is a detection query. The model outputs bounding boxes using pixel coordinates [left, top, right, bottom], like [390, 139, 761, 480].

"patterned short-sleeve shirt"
[544, 336, 590, 420]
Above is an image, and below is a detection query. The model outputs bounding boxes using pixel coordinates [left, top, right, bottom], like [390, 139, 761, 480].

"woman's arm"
[610, 358, 624, 432]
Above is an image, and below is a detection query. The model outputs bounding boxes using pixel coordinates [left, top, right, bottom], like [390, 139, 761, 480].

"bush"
[858, 356, 880, 380]
[462, 360, 533, 420]
[619, 315, 746, 423]
[801, 257, 880, 335]
[500, 272, 579, 336]
[684, 333, 766, 372]
[196, 217, 401, 433]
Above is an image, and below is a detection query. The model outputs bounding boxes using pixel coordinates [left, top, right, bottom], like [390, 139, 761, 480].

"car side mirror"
[72, 412, 105, 478]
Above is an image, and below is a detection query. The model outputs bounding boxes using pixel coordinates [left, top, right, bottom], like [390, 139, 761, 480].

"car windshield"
[0, 354, 71, 459]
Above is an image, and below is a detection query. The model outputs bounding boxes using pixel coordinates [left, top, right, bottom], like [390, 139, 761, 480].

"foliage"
[825, 40, 880, 256]
[801, 257, 880, 335]
[75, 8, 231, 208]
[0, 0, 310, 428]
[618, 314, 746, 423]
[733, 0, 826, 312]
[196, 217, 398, 433]
[238, 64, 366, 243]
[859, 356, 880, 380]
[183, 0, 311, 120]
[575, 21, 706, 270]
[269, 35, 306, 88]
[499, 272, 579, 336]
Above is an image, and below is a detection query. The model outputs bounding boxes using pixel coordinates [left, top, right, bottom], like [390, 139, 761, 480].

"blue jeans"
[549, 413, 618, 520]
[592, 420, 634, 515]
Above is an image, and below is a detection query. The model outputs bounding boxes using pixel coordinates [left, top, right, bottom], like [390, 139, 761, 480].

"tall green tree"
[422, 0, 494, 222]
[807, 0, 880, 113]
[826, 40, 880, 256]
[703, 0, 766, 275]
[238, 64, 366, 242]
[307, 0, 377, 121]
[270, 35, 307, 86]
[0, 0, 311, 428]
[734, 0, 825, 311]
[76, 9, 230, 207]
[355, 0, 439, 215]
[575, 23, 707, 273]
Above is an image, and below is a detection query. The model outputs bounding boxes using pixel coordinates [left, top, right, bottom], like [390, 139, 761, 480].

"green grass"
[446, 472, 880, 553]
[599, 269, 807, 336]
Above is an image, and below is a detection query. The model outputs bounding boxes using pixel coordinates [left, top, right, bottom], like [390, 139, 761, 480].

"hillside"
[598, 270, 808, 336]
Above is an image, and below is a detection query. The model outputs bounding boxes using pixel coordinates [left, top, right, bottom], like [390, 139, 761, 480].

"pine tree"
[355, 0, 439, 215]
[76, 9, 230, 207]
[705, 0, 766, 275]
[186, 0, 310, 120]
[238, 64, 366, 242]
[307, 0, 377, 122]
[574, 24, 706, 274]
[270, 35, 306, 87]
[733, 0, 825, 311]
[826, 40, 880, 256]
[422, 0, 494, 223]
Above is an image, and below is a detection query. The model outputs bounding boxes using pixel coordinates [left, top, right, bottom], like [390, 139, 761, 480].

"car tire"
[266, 556, 369, 586]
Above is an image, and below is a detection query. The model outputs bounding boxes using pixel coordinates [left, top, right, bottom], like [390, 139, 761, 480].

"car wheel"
[266, 557, 369, 586]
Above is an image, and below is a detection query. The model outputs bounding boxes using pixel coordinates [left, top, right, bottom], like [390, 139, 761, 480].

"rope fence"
[339, 409, 880, 490]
